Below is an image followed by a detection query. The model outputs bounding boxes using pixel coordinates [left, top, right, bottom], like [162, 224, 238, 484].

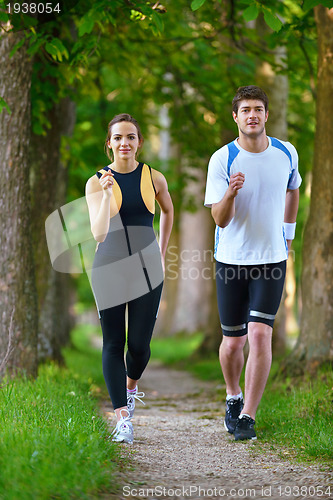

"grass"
[150, 333, 333, 464]
[3, 323, 329, 499]
[0, 324, 121, 500]
[64, 323, 108, 398]
[257, 366, 333, 462]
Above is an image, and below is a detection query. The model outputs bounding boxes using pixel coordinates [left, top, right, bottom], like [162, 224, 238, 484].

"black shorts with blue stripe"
[215, 260, 287, 337]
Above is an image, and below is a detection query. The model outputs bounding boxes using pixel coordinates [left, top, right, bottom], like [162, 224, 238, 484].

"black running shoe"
[224, 397, 244, 434]
[234, 415, 257, 441]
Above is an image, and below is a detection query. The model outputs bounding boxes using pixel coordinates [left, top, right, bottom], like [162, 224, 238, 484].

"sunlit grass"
[151, 331, 203, 364]
[257, 367, 333, 462]
[0, 325, 121, 500]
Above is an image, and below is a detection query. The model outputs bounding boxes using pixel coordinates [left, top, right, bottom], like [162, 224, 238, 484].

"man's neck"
[237, 133, 269, 153]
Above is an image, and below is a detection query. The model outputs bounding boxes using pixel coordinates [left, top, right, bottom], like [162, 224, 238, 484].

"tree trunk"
[30, 97, 76, 363]
[196, 127, 235, 356]
[169, 168, 212, 334]
[0, 32, 38, 377]
[155, 226, 181, 335]
[154, 108, 182, 336]
[256, 11, 291, 357]
[284, 6, 333, 375]
[192, 214, 221, 357]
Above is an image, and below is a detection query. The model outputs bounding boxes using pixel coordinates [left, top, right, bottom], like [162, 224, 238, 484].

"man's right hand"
[228, 172, 245, 197]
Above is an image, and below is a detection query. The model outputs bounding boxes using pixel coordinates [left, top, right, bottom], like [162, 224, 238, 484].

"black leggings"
[99, 282, 163, 410]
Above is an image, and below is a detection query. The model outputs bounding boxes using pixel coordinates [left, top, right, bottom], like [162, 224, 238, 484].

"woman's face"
[108, 121, 141, 162]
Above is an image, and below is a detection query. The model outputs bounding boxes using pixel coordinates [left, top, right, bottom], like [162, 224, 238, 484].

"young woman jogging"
[86, 114, 173, 443]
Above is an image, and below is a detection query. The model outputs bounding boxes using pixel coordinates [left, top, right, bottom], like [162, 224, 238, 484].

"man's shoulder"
[269, 137, 298, 167]
[210, 141, 236, 162]
[270, 137, 297, 154]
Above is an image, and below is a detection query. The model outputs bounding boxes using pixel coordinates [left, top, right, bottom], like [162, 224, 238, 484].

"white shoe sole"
[223, 419, 234, 434]
[235, 435, 257, 441]
[112, 434, 133, 444]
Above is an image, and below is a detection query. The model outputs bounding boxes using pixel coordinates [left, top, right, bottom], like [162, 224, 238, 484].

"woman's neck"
[111, 159, 139, 173]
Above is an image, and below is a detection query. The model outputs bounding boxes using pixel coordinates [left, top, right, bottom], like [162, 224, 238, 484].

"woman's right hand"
[99, 170, 114, 196]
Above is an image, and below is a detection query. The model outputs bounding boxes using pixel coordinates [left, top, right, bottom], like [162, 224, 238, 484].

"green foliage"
[151, 333, 227, 381]
[0, 1, 9, 24]
[44, 37, 69, 62]
[78, 12, 96, 36]
[64, 0, 318, 311]
[0, 359, 119, 499]
[0, 96, 11, 115]
[63, 323, 106, 394]
[191, 0, 283, 31]
[243, 4, 260, 22]
[191, 0, 207, 11]
[303, 0, 333, 11]
[2, 0, 321, 323]
[151, 332, 204, 364]
[262, 8, 282, 32]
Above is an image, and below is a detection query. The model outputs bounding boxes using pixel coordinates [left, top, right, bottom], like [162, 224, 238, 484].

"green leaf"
[263, 10, 282, 32]
[52, 38, 69, 59]
[303, 0, 319, 11]
[44, 38, 69, 62]
[152, 11, 164, 33]
[0, 9, 9, 23]
[9, 35, 26, 57]
[191, 0, 207, 11]
[0, 97, 11, 115]
[140, 5, 154, 16]
[242, 4, 259, 22]
[45, 42, 58, 59]
[78, 16, 95, 37]
[303, 0, 333, 9]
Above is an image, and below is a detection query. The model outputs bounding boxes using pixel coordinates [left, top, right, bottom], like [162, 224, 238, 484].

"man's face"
[233, 99, 268, 139]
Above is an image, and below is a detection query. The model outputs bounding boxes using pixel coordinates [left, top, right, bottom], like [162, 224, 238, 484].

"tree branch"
[299, 38, 317, 100]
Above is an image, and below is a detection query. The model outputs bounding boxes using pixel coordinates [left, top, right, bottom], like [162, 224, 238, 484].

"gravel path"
[101, 361, 333, 500]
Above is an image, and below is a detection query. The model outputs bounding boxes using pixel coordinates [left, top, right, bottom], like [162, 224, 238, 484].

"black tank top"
[95, 162, 157, 258]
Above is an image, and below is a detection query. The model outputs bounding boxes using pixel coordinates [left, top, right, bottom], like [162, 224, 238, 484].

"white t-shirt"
[204, 136, 302, 265]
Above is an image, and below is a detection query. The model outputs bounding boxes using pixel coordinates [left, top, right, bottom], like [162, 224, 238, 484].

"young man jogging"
[204, 86, 301, 440]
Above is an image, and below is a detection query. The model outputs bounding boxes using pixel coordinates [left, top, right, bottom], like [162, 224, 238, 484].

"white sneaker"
[111, 409, 133, 444]
[127, 386, 145, 418]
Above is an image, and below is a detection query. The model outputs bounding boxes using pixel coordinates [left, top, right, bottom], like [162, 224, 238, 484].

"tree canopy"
[1, 0, 332, 375]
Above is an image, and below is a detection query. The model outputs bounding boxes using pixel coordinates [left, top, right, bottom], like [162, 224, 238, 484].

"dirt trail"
[101, 361, 332, 500]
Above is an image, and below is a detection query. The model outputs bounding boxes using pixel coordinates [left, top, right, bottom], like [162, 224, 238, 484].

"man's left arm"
[284, 188, 300, 250]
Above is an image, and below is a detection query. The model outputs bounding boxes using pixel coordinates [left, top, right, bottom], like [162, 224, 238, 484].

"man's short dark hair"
[232, 86, 269, 114]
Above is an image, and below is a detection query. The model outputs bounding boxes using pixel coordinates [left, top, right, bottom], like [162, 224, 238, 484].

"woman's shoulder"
[150, 166, 166, 182]
[150, 167, 168, 194]
[85, 170, 104, 193]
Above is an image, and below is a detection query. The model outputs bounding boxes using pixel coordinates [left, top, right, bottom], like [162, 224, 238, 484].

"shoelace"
[127, 389, 145, 411]
[112, 409, 132, 437]
[227, 398, 243, 418]
[238, 415, 255, 427]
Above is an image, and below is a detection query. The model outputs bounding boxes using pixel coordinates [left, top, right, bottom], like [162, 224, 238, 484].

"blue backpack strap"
[227, 141, 240, 183]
